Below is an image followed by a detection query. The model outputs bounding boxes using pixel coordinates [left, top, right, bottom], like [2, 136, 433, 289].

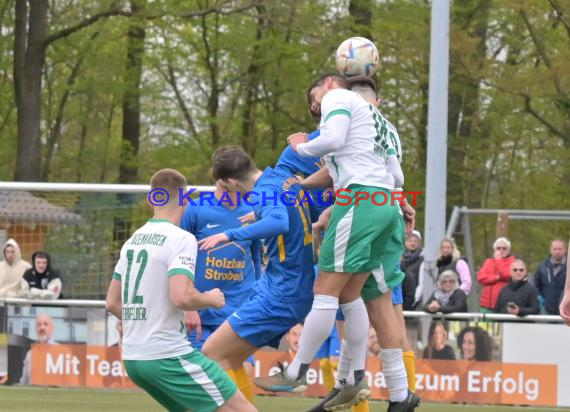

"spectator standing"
[0, 239, 31, 297]
[423, 270, 468, 314]
[401, 230, 423, 310]
[495, 260, 540, 316]
[423, 321, 455, 360]
[477, 237, 515, 313]
[416, 237, 471, 306]
[20, 252, 63, 300]
[534, 239, 567, 315]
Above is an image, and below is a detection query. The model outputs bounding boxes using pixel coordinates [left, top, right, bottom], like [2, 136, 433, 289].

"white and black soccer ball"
[335, 37, 380, 77]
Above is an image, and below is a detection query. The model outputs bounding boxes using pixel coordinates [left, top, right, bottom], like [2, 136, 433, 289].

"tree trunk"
[114, 0, 146, 247]
[349, 0, 372, 40]
[118, 0, 145, 185]
[447, 0, 490, 212]
[200, 12, 220, 147]
[241, 4, 265, 157]
[14, 0, 48, 181]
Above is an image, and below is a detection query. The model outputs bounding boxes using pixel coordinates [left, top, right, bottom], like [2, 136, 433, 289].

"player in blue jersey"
[197, 146, 317, 391]
[180, 180, 262, 403]
[277, 139, 342, 394]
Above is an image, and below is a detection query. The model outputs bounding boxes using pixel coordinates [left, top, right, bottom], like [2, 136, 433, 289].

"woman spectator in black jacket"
[495, 259, 540, 316]
[423, 270, 468, 314]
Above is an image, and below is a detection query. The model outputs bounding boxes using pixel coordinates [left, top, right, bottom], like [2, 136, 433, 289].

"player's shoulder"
[322, 88, 358, 106]
[256, 167, 282, 189]
[142, 220, 198, 247]
[167, 224, 197, 244]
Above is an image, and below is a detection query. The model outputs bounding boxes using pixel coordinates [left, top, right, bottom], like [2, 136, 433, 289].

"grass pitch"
[0, 386, 564, 411]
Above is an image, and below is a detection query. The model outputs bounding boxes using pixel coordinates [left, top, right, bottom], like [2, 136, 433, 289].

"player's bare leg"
[203, 321, 257, 369]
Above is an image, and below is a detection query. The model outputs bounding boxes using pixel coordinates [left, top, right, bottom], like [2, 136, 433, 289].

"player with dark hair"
[255, 73, 417, 412]
[180, 177, 262, 403]
[197, 147, 317, 389]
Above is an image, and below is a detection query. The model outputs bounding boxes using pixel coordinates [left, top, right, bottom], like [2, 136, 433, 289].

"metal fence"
[0, 182, 215, 299]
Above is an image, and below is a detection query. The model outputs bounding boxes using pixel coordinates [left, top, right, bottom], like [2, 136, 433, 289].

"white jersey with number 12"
[113, 219, 197, 360]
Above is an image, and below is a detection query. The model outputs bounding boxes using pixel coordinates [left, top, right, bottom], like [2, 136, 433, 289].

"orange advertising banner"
[250, 352, 557, 407]
[29, 345, 557, 406]
[30, 344, 135, 388]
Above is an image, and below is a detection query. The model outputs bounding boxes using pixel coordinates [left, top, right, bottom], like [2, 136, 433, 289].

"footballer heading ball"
[336, 37, 379, 77]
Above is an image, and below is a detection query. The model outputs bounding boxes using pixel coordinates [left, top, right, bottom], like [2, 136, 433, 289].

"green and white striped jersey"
[113, 218, 197, 360]
[318, 88, 402, 190]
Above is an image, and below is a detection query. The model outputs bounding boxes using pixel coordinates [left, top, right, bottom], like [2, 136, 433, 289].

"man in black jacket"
[496, 259, 539, 316]
[20, 251, 63, 300]
[400, 230, 423, 310]
[534, 239, 567, 315]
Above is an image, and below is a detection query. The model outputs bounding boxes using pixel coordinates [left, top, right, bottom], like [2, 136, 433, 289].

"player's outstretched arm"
[169, 275, 225, 311]
[105, 279, 122, 319]
[301, 165, 333, 189]
[296, 115, 349, 157]
[217, 202, 289, 245]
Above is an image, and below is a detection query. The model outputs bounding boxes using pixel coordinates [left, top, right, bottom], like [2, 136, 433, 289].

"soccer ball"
[335, 37, 379, 77]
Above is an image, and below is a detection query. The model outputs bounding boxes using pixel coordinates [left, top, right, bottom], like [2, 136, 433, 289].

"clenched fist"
[205, 288, 225, 308]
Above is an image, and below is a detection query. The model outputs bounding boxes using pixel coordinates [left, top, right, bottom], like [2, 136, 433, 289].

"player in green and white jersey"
[105, 168, 256, 412]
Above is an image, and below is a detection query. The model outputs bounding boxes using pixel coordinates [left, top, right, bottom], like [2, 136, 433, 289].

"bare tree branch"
[523, 95, 568, 143]
[43, 0, 260, 48]
[520, 9, 565, 96]
[44, 7, 131, 47]
[179, 0, 259, 18]
[483, 79, 568, 143]
[160, 63, 198, 137]
[549, 0, 570, 39]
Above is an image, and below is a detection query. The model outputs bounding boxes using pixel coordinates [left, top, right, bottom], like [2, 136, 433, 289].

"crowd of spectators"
[1, 234, 567, 317]
[400, 233, 568, 316]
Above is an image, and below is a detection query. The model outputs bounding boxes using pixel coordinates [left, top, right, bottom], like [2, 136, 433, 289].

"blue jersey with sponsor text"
[224, 167, 316, 303]
[180, 200, 261, 327]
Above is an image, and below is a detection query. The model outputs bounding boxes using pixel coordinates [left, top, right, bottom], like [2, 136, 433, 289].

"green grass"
[0, 386, 565, 411]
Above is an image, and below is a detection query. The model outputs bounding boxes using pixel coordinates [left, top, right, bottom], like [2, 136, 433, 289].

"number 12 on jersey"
[123, 249, 148, 304]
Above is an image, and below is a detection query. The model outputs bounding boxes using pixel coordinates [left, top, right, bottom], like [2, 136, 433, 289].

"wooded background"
[2, 0, 569, 270]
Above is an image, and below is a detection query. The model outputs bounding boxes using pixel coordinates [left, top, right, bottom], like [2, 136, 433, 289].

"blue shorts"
[227, 291, 313, 349]
[188, 324, 255, 365]
[316, 322, 341, 359]
[392, 284, 403, 305]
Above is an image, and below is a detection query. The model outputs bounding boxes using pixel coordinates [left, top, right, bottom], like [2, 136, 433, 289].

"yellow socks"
[352, 401, 370, 412]
[319, 358, 336, 392]
[403, 350, 416, 391]
[227, 367, 255, 403]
